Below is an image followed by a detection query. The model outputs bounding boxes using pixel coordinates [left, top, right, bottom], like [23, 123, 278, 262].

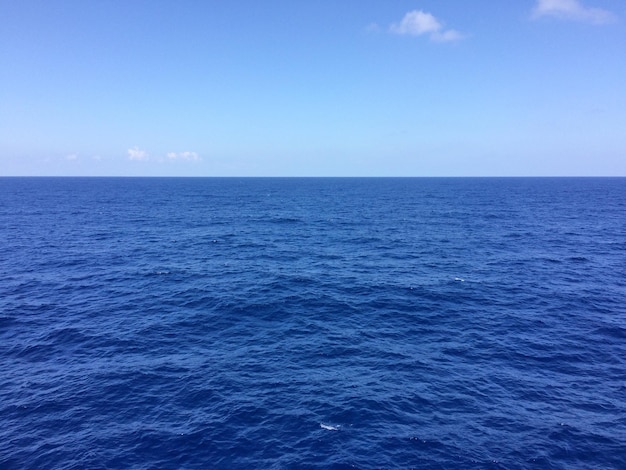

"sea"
[1, 177, 625, 469]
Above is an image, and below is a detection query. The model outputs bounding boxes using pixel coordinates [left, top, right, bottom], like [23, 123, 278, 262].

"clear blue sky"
[1, 0, 625, 176]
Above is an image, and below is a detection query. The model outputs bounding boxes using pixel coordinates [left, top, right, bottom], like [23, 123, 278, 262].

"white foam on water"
[320, 423, 339, 431]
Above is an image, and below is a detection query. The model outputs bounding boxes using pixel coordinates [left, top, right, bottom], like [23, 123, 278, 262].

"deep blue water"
[1, 177, 625, 469]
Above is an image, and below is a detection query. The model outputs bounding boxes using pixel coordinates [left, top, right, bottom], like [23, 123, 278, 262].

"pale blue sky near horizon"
[1, 0, 625, 176]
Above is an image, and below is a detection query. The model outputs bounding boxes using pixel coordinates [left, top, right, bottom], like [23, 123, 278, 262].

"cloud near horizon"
[128, 146, 149, 161]
[390, 10, 464, 42]
[167, 151, 201, 161]
[532, 0, 617, 24]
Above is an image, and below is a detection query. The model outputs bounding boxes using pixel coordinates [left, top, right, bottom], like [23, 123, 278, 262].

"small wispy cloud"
[390, 10, 464, 42]
[128, 146, 149, 161]
[532, 0, 617, 24]
[65, 153, 78, 161]
[365, 22, 381, 33]
[167, 151, 201, 161]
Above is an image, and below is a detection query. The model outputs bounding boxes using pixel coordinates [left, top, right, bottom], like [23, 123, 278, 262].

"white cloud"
[432, 29, 464, 43]
[128, 146, 149, 161]
[166, 151, 201, 161]
[390, 10, 464, 42]
[366, 22, 381, 33]
[65, 153, 78, 161]
[391, 10, 441, 35]
[532, 0, 617, 24]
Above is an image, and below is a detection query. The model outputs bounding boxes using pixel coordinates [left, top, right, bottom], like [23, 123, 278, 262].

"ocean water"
[1, 177, 625, 469]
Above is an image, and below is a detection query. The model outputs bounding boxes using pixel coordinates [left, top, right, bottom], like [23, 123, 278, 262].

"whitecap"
[320, 423, 339, 431]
